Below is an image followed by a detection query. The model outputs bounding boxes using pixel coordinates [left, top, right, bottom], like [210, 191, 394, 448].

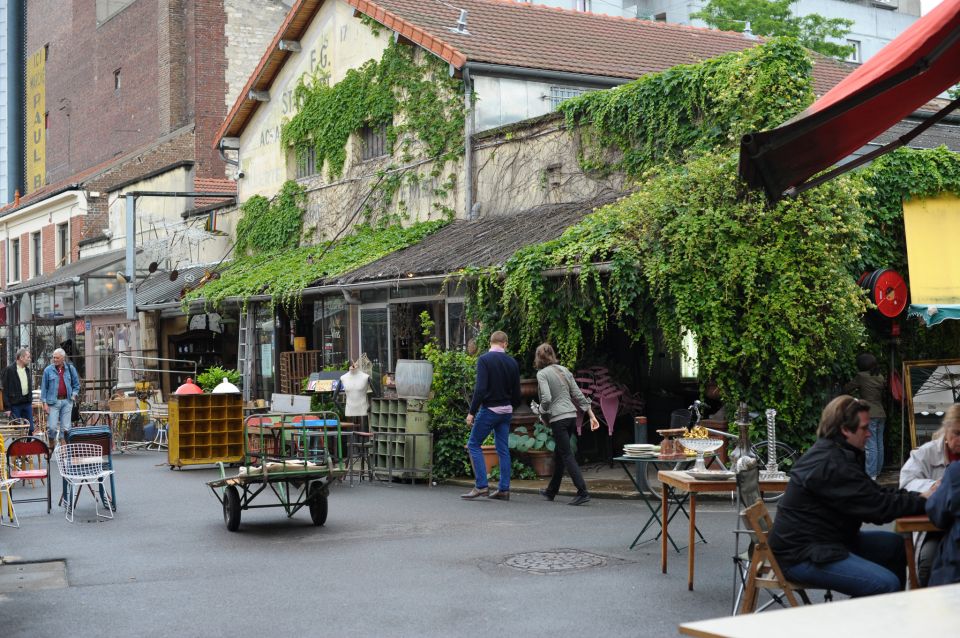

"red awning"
[740, 0, 960, 202]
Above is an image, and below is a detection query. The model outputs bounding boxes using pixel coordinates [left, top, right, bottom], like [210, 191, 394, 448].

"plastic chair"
[6, 436, 52, 514]
[0, 434, 20, 527]
[54, 443, 115, 523]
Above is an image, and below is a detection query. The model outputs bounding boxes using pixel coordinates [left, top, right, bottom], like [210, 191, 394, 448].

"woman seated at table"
[899, 404, 960, 586]
[768, 395, 935, 598]
[927, 458, 960, 586]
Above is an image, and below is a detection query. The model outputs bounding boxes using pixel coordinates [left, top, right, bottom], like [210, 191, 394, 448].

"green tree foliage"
[692, 0, 854, 59]
[559, 38, 814, 176]
[234, 181, 307, 255]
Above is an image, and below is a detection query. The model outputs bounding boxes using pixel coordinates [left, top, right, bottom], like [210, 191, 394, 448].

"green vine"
[281, 37, 465, 218]
[185, 219, 448, 311]
[559, 37, 814, 176]
[234, 180, 307, 255]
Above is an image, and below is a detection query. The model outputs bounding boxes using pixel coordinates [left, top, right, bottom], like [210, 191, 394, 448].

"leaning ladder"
[238, 307, 255, 402]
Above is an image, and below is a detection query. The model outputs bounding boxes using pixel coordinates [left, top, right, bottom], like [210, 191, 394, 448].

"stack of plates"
[623, 444, 659, 458]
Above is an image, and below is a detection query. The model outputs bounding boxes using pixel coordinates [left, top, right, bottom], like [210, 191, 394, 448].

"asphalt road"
[1, 452, 776, 637]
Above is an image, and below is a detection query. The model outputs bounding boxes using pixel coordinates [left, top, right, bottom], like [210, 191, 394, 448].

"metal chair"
[6, 436, 52, 514]
[0, 434, 20, 527]
[54, 443, 115, 523]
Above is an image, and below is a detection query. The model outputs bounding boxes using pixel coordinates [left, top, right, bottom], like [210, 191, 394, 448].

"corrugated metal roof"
[78, 265, 209, 316]
[4, 249, 129, 296]
[330, 196, 621, 285]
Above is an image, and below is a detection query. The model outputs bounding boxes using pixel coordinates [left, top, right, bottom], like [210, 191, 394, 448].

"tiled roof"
[329, 195, 622, 285]
[194, 178, 237, 207]
[218, 0, 854, 141]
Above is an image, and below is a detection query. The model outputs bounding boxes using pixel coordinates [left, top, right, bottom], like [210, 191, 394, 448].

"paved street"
[0, 451, 765, 637]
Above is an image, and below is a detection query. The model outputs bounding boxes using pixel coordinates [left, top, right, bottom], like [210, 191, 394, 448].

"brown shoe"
[488, 490, 510, 501]
[461, 487, 489, 499]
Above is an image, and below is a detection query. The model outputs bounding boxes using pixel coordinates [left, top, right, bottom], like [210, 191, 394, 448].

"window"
[9, 238, 20, 282]
[96, 0, 137, 25]
[549, 86, 587, 110]
[114, 68, 121, 91]
[847, 39, 862, 64]
[31, 232, 42, 278]
[360, 124, 388, 161]
[295, 147, 318, 179]
[56, 223, 70, 267]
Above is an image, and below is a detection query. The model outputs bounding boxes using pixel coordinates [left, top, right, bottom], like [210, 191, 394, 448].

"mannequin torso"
[340, 369, 371, 417]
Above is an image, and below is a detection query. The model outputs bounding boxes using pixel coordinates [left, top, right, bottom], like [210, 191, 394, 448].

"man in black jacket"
[462, 331, 521, 501]
[3, 347, 35, 434]
[769, 395, 936, 597]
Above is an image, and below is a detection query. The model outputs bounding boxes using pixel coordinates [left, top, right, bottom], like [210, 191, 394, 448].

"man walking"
[463, 331, 521, 501]
[41, 348, 81, 444]
[3, 348, 35, 434]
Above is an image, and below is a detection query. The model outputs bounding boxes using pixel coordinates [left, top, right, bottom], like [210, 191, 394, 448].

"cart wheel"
[309, 484, 328, 527]
[223, 485, 241, 531]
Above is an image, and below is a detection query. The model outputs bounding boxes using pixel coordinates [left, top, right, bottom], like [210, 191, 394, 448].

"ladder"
[238, 306, 255, 402]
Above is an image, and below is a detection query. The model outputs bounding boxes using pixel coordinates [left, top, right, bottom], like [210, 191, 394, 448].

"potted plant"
[509, 421, 556, 477]
[196, 365, 242, 393]
[464, 434, 501, 474]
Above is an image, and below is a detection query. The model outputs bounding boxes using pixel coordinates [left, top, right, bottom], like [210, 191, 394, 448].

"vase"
[395, 359, 434, 399]
[526, 450, 555, 478]
[519, 378, 539, 399]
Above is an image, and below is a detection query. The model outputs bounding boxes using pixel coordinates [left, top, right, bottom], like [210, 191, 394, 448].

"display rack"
[168, 393, 244, 468]
[369, 397, 431, 479]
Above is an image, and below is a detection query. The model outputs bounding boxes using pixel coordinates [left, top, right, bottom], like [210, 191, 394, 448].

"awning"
[739, 0, 960, 202]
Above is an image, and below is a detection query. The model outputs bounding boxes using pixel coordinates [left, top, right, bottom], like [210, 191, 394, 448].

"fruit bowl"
[678, 438, 723, 472]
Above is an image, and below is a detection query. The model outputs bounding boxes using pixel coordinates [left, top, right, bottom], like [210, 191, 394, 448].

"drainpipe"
[463, 67, 475, 220]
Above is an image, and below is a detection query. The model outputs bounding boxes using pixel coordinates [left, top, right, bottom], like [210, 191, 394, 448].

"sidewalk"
[446, 462, 904, 499]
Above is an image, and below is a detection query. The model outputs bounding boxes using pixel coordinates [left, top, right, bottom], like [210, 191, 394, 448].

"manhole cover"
[0, 560, 67, 593]
[503, 550, 606, 574]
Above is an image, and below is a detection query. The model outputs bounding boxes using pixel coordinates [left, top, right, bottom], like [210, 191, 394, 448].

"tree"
[692, 0, 855, 59]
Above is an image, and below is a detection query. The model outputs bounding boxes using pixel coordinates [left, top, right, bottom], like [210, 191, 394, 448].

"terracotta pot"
[466, 444, 503, 474]
[526, 449, 555, 478]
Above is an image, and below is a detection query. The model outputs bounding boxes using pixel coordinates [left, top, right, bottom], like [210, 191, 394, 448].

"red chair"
[6, 436, 52, 514]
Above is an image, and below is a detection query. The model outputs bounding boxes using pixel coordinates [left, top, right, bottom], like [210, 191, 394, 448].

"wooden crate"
[279, 350, 322, 394]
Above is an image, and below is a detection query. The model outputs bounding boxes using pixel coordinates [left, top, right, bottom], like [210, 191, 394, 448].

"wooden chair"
[738, 499, 812, 614]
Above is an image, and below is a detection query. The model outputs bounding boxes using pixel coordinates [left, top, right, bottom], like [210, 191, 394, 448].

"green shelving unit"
[370, 398, 431, 479]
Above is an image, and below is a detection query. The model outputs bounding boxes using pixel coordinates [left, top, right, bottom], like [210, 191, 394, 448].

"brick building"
[0, 0, 291, 380]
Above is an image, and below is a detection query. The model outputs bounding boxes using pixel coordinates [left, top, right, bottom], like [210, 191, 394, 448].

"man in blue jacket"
[927, 459, 960, 586]
[40, 348, 81, 444]
[463, 331, 521, 501]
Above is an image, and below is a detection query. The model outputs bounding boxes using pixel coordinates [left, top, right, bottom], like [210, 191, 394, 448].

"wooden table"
[678, 582, 960, 637]
[660, 470, 789, 591]
[894, 514, 941, 590]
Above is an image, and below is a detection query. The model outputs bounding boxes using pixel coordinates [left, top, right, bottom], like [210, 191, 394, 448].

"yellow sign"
[25, 48, 46, 193]
[903, 193, 960, 304]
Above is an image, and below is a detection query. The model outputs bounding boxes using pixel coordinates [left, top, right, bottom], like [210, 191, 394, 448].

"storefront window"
[360, 307, 389, 374]
[87, 276, 121, 306]
[254, 304, 276, 399]
[313, 297, 348, 369]
[446, 301, 472, 351]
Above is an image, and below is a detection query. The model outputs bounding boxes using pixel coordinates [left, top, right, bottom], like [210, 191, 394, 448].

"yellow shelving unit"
[168, 394, 244, 468]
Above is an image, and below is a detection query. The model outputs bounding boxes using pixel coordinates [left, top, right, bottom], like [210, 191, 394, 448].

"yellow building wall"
[238, 1, 390, 201]
[903, 193, 960, 305]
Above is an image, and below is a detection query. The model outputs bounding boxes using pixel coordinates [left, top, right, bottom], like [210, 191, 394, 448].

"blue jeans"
[467, 408, 511, 491]
[10, 402, 35, 434]
[783, 531, 905, 598]
[865, 418, 885, 478]
[47, 399, 74, 443]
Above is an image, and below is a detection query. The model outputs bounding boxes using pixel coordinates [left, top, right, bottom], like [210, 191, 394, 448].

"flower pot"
[466, 444, 502, 474]
[395, 359, 434, 399]
[519, 378, 539, 399]
[526, 449, 555, 478]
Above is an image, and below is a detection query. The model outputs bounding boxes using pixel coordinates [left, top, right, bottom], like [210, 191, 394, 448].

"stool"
[347, 432, 374, 486]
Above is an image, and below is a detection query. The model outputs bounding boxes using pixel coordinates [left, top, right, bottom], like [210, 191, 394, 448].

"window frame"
[9, 238, 21, 283]
[31, 231, 42, 279]
[56, 222, 70, 268]
[359, 123, 389, 162]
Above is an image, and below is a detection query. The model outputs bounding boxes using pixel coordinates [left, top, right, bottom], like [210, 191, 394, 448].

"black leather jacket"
[769, 436, 925, 567]
[2, 363, 33, 406]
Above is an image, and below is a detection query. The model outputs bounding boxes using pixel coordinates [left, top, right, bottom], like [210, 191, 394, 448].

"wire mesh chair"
[54, 443, 115, 523]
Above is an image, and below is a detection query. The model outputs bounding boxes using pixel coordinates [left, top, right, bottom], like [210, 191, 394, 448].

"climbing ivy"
[281, 37, 465, 218]
[184, 219, 448, 311]
[234, 180, 307, 255]
[559, 37, 814, 176]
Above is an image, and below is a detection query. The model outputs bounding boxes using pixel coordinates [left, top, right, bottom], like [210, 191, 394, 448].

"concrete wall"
[237, 1, 390, 202]
[224, 0, 292, 110]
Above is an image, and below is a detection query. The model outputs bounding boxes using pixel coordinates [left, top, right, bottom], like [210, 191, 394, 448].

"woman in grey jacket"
[534, 343, 599, 506]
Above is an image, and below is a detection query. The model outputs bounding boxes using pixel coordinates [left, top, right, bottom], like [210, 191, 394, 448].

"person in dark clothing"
[927, 458, 960, 586]
[2, 348, 35, 434]
[769, 395, 936, 597]
[844, 352, 887, 479]
[463, 331, 521, 501]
